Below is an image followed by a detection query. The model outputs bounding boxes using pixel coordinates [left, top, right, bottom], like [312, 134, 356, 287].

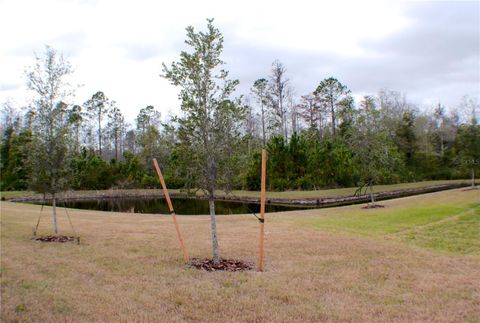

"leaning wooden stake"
[258, 149, 266, 272]
[153, 158, 189, 262]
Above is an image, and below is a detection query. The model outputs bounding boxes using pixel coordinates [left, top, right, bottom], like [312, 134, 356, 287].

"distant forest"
[1, 47, 479, 192]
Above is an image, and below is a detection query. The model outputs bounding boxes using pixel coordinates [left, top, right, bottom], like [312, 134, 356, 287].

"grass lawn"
[291, 188, 480, 254]
[1, 188, 479, 321]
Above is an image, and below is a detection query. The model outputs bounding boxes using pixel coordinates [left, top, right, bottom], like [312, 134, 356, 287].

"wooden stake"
[153, 158, 189, 262]
[258, 149, 266, 272]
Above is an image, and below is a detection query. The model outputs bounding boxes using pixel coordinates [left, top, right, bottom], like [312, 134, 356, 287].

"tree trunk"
[208, 197, 220, 264]
[52, 193, 59, 235]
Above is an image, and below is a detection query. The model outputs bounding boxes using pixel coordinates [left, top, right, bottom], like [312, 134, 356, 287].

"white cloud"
[0, 0, 478, 122]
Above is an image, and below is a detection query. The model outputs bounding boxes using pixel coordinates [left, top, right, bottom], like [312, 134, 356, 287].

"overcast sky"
[1, 0, 479, 122]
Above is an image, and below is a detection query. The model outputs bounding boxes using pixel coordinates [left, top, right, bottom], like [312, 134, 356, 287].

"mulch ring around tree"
[32, 235, 80, 244]
[362, 204, 386, 209]
[187, 258, 255, 272]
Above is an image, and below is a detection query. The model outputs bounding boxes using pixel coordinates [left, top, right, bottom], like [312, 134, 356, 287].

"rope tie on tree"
[62, 201, 80, 244]
[33, 195, 46, 236]
[225, 191, 265, 223]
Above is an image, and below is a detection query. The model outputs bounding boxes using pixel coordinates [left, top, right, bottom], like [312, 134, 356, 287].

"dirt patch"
[362, 204, 385, 209]
[187, 258, 255, 272]
[32, 235, 80, 244]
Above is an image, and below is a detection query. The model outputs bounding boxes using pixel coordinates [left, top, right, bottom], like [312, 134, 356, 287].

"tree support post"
[258, 149, 266, 272]
[153, 158, 189, 262]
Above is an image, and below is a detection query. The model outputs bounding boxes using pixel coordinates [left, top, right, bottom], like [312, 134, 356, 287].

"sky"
[1, 0, 479, 123]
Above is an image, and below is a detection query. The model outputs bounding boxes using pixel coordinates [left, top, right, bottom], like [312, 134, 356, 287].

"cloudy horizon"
[1, 0, 479, 122]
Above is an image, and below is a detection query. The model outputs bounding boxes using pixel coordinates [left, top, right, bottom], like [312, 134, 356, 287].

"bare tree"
[286, 87, 298, 135]
[269, 60, 290, 143]
[251, 78, 269, 146]
[243, 98, 258, 156]
[298, 93, 319, 130]
[1, 99, 22, 135]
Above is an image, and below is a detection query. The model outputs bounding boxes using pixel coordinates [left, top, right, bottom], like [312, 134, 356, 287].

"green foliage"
[245, 151, 262, 190]
[25, 46, 73, 196]
[455, 124, 480, 178]
[246, 133, 358, 190]
[0, 128, 32, 190]
[161, 18, 245, 197]
[69, 149, 110, 189]
[314, 77, 350, 138]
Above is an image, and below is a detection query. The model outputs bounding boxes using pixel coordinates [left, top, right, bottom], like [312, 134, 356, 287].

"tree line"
[1, 48, 479, 194]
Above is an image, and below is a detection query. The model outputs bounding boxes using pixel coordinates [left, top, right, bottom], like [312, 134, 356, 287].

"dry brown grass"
[1, 194, 480, 322]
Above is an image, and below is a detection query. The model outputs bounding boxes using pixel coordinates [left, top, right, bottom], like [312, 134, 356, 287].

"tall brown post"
[153, 158, 189, 262]
[258, 149, 266, 272]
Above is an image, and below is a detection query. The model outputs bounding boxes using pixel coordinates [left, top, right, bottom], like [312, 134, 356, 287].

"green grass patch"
[0, 191, 38, 199]
[398, 204, 480, 254]
[296, 189, 480, 254]
[302, 205, 466, 236]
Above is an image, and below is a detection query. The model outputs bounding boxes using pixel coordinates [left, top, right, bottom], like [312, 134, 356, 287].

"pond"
[42, 197, 310, 215]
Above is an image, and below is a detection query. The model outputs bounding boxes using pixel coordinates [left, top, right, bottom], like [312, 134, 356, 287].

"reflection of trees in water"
[59, 198, 305, 215]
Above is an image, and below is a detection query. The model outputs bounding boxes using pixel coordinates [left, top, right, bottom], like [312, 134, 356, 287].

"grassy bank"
[1, 188, 479, 321]
[1, 179, 477, 201]
[290, 188, 480, 254]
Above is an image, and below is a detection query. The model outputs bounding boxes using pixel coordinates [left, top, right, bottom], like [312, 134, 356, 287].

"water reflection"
[44, 197, 308, 215]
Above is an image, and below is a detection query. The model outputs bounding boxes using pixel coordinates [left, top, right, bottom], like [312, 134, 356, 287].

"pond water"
[43, 197, 309, 215]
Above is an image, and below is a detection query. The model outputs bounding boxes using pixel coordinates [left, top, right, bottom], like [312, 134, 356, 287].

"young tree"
[25, 46, 73, 234]
[162, 19, 245, 263]
[352, 96, 404, 204]
[314, 77, 350, 139]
